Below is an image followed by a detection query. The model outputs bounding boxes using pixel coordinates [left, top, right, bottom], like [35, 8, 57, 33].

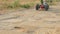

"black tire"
[36, 4, 40, 10]
[44, 4, 49, 11]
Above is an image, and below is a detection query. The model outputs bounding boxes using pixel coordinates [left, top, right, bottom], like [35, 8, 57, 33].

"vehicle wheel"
[44, 4, 49, 11]
[36, 4, 40, 10]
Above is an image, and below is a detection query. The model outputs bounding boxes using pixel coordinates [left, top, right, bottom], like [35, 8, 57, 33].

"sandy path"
[0, 4, 60, 34]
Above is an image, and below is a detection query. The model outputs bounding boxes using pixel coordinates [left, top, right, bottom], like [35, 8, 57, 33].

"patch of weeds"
[3, 0, 35, 9]
[20, 2, 35, 8]
[7, 5, 13, 8]
[29, 2, 35, 7]
[20, 4, 31, 9]
[7, 0, 20, 8]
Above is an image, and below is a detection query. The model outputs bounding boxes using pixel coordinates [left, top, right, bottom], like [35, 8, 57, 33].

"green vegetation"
[0, 0, 60, 9]
[46, 0, 60, 5]
[0, 0, 34, 9]
[2, 0, 35, 9]
[20, 3, 34, 8]
[7, 0, 20, 8]
[20, 4, 30, 8]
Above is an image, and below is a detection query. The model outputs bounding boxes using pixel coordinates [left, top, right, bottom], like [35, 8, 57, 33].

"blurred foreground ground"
[0, 2, 60, 34]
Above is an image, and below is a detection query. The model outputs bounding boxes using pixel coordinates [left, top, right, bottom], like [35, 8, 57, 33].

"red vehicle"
[36, 0, 49, 11]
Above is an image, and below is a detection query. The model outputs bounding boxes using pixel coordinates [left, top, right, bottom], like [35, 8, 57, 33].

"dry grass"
[0, 0, 40, 9]
[0, 0, 59, 9]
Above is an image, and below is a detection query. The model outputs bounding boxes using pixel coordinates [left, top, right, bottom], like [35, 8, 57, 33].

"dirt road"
[0, 4, 60, 34]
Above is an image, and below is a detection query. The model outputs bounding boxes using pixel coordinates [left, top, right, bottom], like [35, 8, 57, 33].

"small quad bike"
[36, 0, 49, 11]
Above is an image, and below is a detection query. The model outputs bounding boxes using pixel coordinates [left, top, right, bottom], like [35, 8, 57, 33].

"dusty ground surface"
[0, 3, 60, 34]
